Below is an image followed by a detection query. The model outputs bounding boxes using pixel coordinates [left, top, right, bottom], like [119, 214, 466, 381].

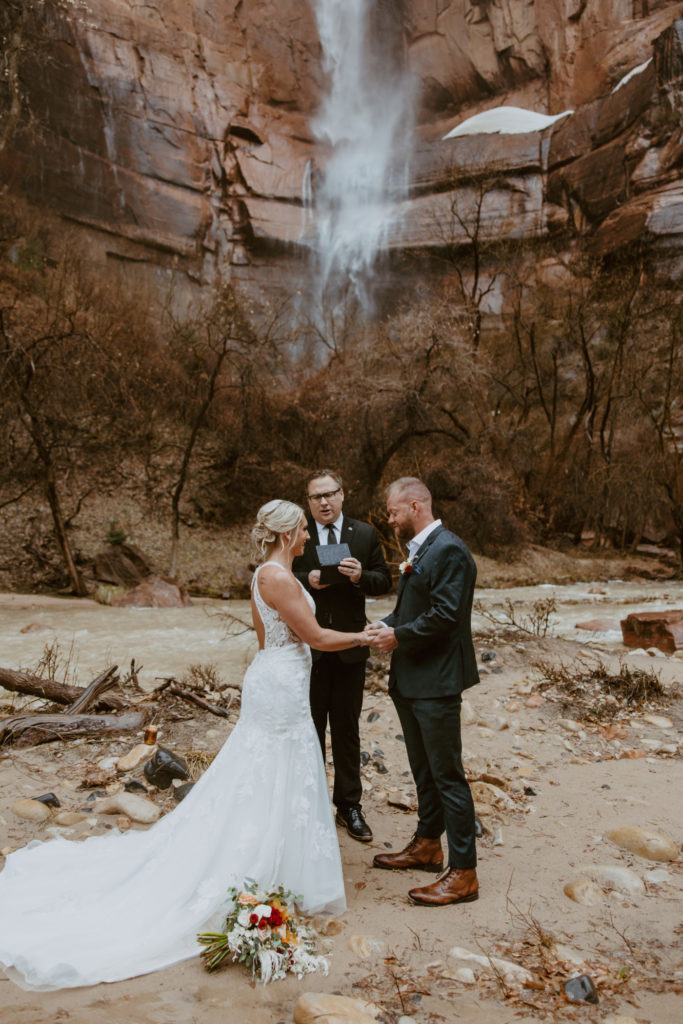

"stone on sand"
[605, 826, 679, 861]
[95, 792, 161, 824]
[293, 992, 382, 1024]
[11, 798, 51, 822]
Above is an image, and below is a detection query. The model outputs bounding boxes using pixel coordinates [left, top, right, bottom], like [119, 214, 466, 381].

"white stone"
[11, 798, 51, 822]
[293, 992, 382, 1024]
[644, 868, 672, 884]
[559, 718, 582, 732]
[461, 699, 476, 725]
[95, 792, 161, 824]
[581, 864, 645, 896]
[642, 714, 673, 729]
[448, 946, 534, 986]
[442, 966, 476, 983]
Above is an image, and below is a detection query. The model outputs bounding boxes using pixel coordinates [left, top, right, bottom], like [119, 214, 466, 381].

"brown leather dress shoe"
[408, 867, 479, 906]
[373, 834, 443, 873]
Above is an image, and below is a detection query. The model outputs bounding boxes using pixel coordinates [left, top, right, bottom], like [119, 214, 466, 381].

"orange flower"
[237, 893, 259, 906]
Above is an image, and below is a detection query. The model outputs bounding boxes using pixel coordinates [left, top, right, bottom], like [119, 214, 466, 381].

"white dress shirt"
[316, 514, 343, 545]
[407, 518, 442, 561]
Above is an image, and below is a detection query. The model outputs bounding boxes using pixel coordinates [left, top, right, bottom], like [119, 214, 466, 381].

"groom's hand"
[369, 625, 398, 652]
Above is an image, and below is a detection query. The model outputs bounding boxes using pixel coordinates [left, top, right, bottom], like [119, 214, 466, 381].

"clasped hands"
[360, 621, 398, 652]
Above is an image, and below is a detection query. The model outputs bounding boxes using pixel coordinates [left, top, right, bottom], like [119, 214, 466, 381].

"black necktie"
[326, 524, 336, 544]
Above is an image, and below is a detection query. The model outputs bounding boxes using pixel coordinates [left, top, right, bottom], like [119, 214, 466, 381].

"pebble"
[558, 718, 582, 733]
[11, 798, 51, 822]
[95, 792, 161, 824]
[442, 966, 476, 984]
[605, 826, 679, 862]
[461, 700, 475, 725]
[644, 867, 671, 884]
[293, 992, 382, 1024]
[641, 714, 673, 729]
[53, 810, 87, 826]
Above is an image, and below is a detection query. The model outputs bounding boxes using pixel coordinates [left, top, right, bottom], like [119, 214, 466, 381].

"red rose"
[270, 908, 283, 927]
[258, 917, 268, 929]
[404, 564, 413, 574]
[249, 912, 259, 925]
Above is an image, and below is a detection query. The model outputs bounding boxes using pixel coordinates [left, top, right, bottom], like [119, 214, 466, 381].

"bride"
[0, 500, 370, 990]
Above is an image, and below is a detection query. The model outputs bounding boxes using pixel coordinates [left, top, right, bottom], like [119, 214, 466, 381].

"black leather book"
[316, 542, 351, 585]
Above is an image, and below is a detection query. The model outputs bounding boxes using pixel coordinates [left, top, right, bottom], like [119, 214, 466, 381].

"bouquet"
[197, 879, 330, 983]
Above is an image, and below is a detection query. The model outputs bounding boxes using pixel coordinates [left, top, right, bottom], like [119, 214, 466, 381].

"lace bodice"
[252, 562, 315, 649]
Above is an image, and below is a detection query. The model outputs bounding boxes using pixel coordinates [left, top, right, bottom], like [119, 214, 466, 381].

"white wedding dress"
[0, 563, 345, 990]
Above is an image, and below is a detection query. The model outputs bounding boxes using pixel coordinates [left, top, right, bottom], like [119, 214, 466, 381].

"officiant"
[293, 469, 391, 842]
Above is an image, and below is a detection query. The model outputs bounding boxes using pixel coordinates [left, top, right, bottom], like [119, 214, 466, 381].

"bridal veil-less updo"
[252, 500, 305, 560]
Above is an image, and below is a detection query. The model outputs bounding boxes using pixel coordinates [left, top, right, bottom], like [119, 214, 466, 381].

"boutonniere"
[399, 557, 415, 575]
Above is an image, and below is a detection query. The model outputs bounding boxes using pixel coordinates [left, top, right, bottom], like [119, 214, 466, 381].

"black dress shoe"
[336, 807, 373, 842]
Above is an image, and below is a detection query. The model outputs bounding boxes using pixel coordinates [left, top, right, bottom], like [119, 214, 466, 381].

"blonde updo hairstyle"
[252, 499, 305, 561]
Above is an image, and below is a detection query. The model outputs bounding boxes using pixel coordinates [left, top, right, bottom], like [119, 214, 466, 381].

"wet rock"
[481, 651, 495, 662]
[143, 746, 190, 789]
[620, 609, 683, 653]
[11, 798, 51, 822]
[110, 575, 192, 608]
[373, 761, 388, 774]
[93, 542, 154, 587]
[95, 792, 161, 824]
[367, 711, 380, 723]
[53, 810, 87, 826]
[605, 826, 679, 862]
[293, 992, 382, 1024]
[117, 743, 156, 771]
[448, 946, 534, 987]
[173, 781, 195, 802]
[563, 974, 599, 1004]
[347, 934, 387, 958]
[35, 792, 60, 808]
[564, 879, 605, 905]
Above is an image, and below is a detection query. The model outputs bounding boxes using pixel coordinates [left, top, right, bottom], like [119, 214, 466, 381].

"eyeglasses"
[307, 488, 342, 504]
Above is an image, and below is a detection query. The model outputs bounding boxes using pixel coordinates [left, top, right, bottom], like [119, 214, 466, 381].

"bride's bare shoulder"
[256, 563, 297, 590]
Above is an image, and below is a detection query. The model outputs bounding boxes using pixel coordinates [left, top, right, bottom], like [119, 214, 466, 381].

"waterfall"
[306, 0, 411, 314]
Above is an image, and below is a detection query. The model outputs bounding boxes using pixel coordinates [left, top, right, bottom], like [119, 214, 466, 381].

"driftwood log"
[0, 666, 127, 711]
[0, 708, 151, 748]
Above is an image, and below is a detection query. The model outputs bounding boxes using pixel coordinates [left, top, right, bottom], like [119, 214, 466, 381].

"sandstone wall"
[0, 1, 682, 293]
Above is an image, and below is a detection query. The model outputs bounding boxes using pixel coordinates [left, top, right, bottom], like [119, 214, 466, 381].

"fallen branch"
[167, 684, 231, 719]
[64, 665, 121, 714]
[0, 708, 151, 747]
[0, 665, 127, 711]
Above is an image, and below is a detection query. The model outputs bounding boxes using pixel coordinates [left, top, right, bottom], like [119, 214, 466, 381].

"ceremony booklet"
[316, 542, 351, 585]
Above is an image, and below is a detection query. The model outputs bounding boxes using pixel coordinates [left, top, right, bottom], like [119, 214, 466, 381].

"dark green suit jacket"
[384, 524, 479, 698]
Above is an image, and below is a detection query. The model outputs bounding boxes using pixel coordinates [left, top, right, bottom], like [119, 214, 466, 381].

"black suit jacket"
[293, 514, 392, 663]
[384, 525, 479, 698]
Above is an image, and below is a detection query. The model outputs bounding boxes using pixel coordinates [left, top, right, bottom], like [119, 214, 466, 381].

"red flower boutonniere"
[399, 557, 414, 575]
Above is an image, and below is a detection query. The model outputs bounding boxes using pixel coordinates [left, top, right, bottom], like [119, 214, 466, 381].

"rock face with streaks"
[0, 1, 682, 298]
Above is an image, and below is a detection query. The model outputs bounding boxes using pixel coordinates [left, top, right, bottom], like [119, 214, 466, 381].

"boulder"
[620, 610, 683, 653]
[110, 576, 192, 608]
[93, 543, 155, 587]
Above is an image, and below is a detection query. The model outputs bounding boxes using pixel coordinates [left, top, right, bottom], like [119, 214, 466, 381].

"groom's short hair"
[305, 468, 343, 491]
[386, 476, 432, 506]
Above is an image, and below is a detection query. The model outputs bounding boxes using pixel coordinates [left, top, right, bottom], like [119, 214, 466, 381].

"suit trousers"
[310, 653, 365, 811]
[391, 690, 477, 869]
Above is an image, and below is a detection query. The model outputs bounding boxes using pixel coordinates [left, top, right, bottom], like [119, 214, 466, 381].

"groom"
[367, 477, 480, 906]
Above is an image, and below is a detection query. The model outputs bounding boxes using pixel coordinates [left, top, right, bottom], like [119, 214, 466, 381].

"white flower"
[254, 903, 271, 918]
[237, 909, 252, 927]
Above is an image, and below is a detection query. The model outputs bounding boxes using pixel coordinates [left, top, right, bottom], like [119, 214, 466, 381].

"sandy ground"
[0, 580, 681, 1024]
